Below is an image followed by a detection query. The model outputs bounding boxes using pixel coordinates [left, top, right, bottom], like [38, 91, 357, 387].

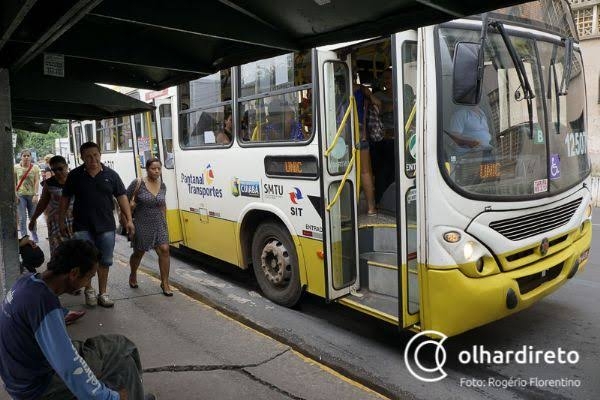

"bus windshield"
[438, 23, 589, 198]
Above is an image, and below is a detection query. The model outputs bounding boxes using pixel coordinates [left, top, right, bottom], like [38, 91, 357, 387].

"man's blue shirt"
[0, 274, 118, 399]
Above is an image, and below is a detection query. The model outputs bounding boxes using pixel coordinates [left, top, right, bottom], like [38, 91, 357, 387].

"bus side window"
[117, 116, 133, 151]
[97, 119, 117, 153]
[240, 91, 310, 143]
[238, 51, 312, 144]
[178, 70, 233, 149]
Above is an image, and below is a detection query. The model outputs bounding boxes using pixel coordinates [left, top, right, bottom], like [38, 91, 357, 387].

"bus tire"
[251, 222, 302, 307]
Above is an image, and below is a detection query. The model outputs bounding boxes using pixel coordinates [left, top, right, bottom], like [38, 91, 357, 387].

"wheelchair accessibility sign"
[550, 154, 560, 180]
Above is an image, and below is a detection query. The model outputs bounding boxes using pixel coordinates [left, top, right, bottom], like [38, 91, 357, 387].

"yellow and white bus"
[70, 0, 592, 337]
[69, 115, 138, 185]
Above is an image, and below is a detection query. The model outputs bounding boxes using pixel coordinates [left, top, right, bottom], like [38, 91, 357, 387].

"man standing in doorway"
[59, 142, 134, 307]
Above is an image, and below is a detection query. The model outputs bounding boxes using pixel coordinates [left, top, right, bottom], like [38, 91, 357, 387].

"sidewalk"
[1, 226, 386, 400]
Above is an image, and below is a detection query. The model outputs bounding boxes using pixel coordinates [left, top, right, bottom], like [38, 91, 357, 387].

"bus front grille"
[489, 198, 582, 241]
[516, 262, 563, 295]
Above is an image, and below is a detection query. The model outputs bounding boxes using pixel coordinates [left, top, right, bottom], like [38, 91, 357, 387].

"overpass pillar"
[0, 69, 20, 299]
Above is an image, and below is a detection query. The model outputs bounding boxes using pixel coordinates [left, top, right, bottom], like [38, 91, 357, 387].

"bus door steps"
[357, 211, 396, 228]
[358, 224, 397, 254]
[348, 287, 398, 318]
[360, 251, 398, 298]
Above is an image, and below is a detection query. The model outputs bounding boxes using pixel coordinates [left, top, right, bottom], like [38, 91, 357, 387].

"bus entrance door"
[317, 49, 360, 300]
[393, 31, 420, 328]
[154, 96, 183, 244]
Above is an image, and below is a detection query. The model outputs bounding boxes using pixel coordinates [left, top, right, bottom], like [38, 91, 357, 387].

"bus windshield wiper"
[559, 37, 573, 96]
[547, 45, 561, 134]
[490, 20, 535, 139]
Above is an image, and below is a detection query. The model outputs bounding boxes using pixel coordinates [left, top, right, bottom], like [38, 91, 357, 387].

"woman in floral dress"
[127, 158, 172, 296]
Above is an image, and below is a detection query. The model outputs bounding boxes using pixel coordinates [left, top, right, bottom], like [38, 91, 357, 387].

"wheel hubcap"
[261, 239, 291, 287]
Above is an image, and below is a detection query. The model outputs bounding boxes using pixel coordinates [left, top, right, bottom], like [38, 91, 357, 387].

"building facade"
[570, 0, 600, 174]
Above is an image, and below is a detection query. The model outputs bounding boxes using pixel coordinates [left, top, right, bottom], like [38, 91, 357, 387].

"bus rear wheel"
[251, 222, 302, 307]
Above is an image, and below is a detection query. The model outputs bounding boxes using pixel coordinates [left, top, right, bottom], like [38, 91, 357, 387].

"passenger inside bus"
[299, 90, 312, 132]
[261, 99, 303, 141]
[353, 76, 378, 216]
[371, 68, 396, 204]
[240, 110, 250, 141]
[216, 110, 233, 145]
[346, 39, 398, 217]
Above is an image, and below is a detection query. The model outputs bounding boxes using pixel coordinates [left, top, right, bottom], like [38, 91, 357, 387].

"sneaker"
[84, 288, 97, 307]
[64, 310, 86, 325]
[97, 293, 114, 308]
[144, 394, 157, 400]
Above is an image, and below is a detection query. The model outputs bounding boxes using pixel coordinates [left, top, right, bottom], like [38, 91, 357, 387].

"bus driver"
[447, 105, 492, 153]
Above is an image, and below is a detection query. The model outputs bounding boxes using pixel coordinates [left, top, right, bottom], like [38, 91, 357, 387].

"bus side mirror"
[453, 42, 482, 105]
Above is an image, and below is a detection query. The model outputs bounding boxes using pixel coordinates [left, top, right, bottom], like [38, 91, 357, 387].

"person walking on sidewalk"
[59, 142, 135, 308]
[14, 149, 40, 242]
[29, 155, 74, 255]
[29, 155, 85, 325]
[0, 239, 155, 400]
[127, 158, 172, 296]
[41, 153, 55, 185]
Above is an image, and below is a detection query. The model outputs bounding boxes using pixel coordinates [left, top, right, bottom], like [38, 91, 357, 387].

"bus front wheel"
[251, 222, 302, 307]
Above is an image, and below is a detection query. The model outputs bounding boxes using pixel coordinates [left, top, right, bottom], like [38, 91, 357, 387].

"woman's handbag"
[128, 178, 142, 213]
[366, 104, 384, 142]
[119, 178, 142, 236]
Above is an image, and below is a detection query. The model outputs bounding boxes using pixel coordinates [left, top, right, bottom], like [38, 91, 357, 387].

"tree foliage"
[14, 122, 69, 162]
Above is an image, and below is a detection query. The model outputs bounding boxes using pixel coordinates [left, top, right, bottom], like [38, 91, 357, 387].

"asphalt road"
[113, 212, 600, 400]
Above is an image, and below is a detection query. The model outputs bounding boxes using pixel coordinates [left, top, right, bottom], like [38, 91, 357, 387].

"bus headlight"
[579, 203, 592, 235]
[585, 204, 592, 219]
[435, 226, 500, 277]
[463, 241, 475, 260]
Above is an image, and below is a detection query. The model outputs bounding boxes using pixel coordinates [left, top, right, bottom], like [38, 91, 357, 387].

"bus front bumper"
[421, 227, 591, 337]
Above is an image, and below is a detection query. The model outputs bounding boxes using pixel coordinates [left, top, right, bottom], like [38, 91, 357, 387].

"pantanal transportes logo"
[204, 164, 215, 185]
[180, 164, 222, 198]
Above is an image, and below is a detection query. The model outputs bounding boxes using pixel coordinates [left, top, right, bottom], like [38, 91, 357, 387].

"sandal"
[160, 283, 173, 297]
[367, 210, 378, 217]
[129, 274, 138, 289]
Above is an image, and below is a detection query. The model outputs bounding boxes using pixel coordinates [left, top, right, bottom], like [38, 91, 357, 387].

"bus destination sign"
[479, 162, 501, 180]
[264, 156, 319, 179]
